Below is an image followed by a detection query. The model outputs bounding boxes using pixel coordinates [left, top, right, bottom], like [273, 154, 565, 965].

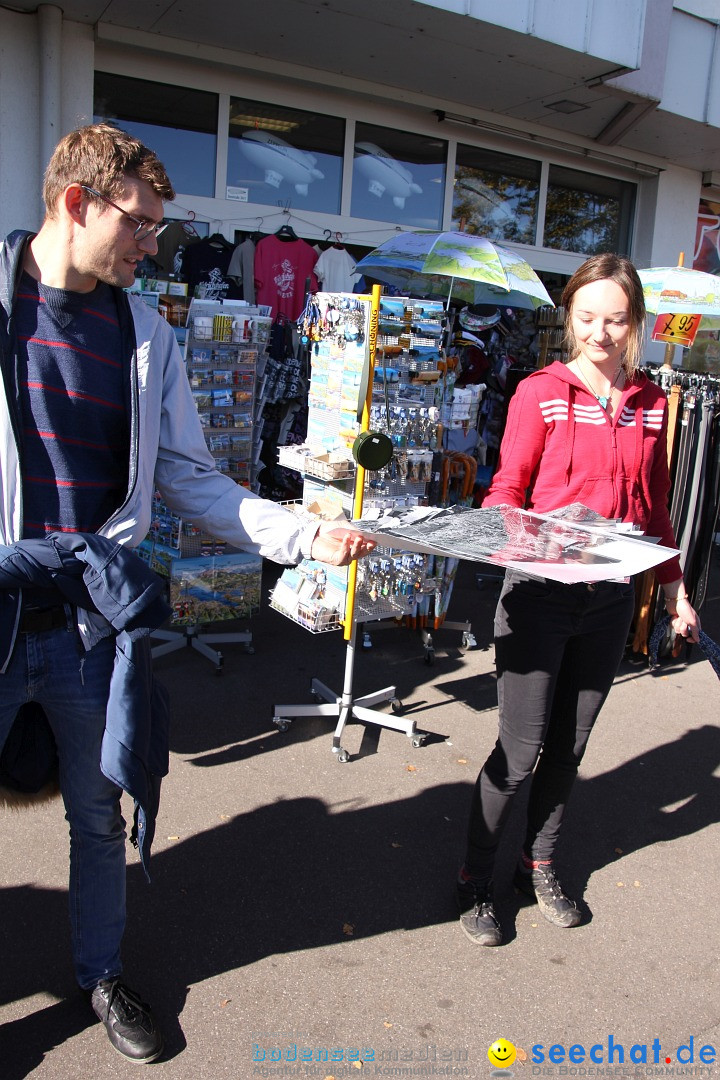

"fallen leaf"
[167, 835, 180, 840]
[343, 922, 354, 936]
[456, 758, 468, 765]
[616, 882, 625, 887]
[406, 764, 417, 772]
[531, 922, 538, 928]
[516, 1047, 528, 1062]
[633, 881, 641, 887]
[390, 842, 402, 848]
[383, 1021, 393, 1028]
[220, 814, 230, 821]
[323, 1075, 336, 1080]
[614, 847, 623, 854]
[352, 1064, 363, 1071]
[220, 999, 231, 1007]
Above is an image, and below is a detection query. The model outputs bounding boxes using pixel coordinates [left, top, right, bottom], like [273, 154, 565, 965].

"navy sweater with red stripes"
[15, 272, 129, 538]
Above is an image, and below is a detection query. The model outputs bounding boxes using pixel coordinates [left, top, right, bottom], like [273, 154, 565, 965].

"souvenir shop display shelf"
[536, 303, 567, 368]
[272, 292, 469, 638]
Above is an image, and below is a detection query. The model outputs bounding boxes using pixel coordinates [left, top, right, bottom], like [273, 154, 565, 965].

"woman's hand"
[666, 594, 701, 644]
[309, 520, 376, 567]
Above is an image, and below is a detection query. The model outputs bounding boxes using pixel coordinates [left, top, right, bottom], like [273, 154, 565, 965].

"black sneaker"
[457, 876, 502, 947]
[514, 861, 581, 928]
[90, 979, 164, 1063]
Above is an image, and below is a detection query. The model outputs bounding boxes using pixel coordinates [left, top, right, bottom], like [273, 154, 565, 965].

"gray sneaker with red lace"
[514, 859, 581, 928]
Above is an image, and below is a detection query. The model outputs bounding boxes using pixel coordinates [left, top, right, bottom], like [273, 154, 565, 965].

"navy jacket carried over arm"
[0, 534, 172, 875]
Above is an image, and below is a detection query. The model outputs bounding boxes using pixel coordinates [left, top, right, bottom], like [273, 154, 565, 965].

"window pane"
[228, 99, 344, 214]
[94, 73, 218, 198]
[351, 123, 446, 228]
[544, 165, 635, 255]
[453, 145, 540, 244]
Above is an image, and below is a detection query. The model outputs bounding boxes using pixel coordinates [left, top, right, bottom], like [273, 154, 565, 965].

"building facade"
[1, 0, 719, 359]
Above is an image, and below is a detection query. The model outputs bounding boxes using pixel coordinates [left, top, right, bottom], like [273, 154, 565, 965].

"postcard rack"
[148, 299, 271, 672]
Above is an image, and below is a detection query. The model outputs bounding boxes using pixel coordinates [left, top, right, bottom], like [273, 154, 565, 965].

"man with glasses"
[0, 123, 372, 1064]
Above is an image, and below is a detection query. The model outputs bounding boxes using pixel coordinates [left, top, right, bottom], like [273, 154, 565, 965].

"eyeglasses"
[80, 185, 168, 242]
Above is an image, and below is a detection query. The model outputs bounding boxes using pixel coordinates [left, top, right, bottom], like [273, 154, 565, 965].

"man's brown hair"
[42, 123, 175, 216]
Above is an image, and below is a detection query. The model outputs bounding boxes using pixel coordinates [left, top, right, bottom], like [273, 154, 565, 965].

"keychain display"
[299, 293, 366, 352]
[356, 552, 429, 608]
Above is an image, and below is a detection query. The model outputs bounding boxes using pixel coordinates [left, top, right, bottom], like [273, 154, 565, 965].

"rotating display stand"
[271, 285, 431, 760]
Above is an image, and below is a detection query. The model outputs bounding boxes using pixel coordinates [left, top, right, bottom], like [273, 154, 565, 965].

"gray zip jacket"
[0, 230, 316, 664]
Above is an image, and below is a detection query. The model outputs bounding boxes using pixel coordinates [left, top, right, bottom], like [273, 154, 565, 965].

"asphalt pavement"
[2, 556, 720, 1080]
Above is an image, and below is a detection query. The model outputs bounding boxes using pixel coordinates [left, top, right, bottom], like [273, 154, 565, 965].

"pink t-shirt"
[254, 236, 318, 320]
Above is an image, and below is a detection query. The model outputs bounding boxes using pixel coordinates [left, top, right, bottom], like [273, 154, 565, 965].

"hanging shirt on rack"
[180, 236, 242, 301]
[152, 221, 196, 277]
[227, 238, 257, 304]
[314, 246, 359, 294]
[254, 235, 318, 320]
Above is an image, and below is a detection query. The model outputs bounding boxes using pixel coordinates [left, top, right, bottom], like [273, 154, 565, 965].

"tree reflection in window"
[452, 145, 539, 245]
[544, 165, 635, 255]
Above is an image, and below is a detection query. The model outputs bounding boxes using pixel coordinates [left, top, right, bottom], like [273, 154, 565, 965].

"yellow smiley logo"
[488, 1039, 517, 1068]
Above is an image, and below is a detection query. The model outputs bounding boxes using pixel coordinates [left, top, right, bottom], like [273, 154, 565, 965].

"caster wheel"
[214, 667, 223, 676]
[461, 633, 476, 650]
[390, 699, 403, 714]
[337, 748, 350, 763]
[424, 648, 435, 666]
[246, 646, 255, 655]
[275, 719, 290, 733]
[411, 735, 426, 748]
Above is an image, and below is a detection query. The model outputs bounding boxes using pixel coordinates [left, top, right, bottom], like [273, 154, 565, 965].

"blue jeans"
[465, 571, 635, 878]
[0, 622, 125, 989]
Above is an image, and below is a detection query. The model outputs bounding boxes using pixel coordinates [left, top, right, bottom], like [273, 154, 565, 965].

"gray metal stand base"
[272, 622, 428, 761]
[151, 624, 254, 674]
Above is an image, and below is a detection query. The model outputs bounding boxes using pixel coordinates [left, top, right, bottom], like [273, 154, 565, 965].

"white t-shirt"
[314, 247, 359, 293]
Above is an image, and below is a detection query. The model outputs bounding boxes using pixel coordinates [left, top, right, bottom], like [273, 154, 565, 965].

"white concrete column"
[38, 4, 63, 175]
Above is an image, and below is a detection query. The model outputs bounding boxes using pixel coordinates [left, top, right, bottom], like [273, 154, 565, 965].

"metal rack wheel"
[461, 632, 476, 650]
[424, 647, 435, 666]
[336, 748, 350, 763]
[411, 734, 427, 748]
[390, 698, 403, 714]
[274, 717, 291, 733]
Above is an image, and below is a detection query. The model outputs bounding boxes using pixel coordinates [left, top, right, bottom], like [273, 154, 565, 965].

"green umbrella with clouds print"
[355, 230, 553, 311]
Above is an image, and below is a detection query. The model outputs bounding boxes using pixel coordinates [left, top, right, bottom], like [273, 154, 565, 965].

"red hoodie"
[483, 361, 682, 584]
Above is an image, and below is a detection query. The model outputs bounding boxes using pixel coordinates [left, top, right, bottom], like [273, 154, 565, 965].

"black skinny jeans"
[465, 570, 635, 878]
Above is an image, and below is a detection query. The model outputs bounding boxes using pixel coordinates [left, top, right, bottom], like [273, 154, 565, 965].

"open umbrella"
[355, 230, 553, 311]
[638, 264, 720, 317]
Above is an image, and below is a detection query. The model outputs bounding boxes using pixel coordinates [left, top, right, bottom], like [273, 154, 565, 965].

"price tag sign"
[651, 312, 702, 348]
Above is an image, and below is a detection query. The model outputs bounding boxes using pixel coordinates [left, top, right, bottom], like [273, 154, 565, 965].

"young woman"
[459, 253, 700, 947]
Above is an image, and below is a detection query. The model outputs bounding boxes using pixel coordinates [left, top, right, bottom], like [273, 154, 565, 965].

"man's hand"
[309, 521, 376, 566]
